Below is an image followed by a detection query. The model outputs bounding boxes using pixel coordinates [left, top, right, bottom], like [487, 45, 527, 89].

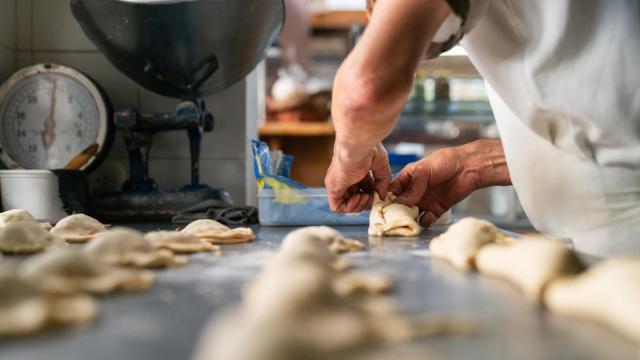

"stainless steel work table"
[0, 225, 637, 359]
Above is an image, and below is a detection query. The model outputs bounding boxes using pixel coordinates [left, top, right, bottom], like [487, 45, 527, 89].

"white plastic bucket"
[0, 170, 68, 223]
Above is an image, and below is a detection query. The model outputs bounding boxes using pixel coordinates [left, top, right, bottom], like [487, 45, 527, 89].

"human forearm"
[458, 139, 511, 189]
[332, 0, 451, 160]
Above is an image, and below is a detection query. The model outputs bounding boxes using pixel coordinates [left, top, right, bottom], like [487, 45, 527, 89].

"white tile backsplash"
[0, 0, 16, 48]
[2, 0, 261, 205]
[0, 46, 15, 82]
[31, 0, 96, 51]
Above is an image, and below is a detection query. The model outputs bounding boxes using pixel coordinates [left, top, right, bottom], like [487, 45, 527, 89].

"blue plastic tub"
[258, 188, 370, 226]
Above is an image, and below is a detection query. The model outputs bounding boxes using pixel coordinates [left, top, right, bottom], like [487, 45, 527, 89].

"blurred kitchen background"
[0, 0, 530, 229]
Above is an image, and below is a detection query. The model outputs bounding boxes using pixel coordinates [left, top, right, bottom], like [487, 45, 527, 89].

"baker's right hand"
[325, 143, 392, 213]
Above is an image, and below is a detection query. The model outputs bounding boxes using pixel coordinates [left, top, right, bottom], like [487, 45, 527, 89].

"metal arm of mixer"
[114, 98, 213, 194]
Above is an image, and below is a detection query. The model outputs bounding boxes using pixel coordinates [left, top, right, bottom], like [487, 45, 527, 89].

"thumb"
[395, 166, 428, 206]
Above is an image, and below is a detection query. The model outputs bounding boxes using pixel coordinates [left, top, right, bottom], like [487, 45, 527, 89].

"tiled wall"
[0, 0, 16, 81]
[3, 0, 260, 205]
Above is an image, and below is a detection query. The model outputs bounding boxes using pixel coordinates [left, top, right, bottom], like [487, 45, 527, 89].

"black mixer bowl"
[71, 0, 284, 98]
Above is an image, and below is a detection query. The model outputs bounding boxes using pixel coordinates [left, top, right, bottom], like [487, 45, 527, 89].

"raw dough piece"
[84, 228, 187, 268]
[50, 214, 108, 243]
[0, 209, 36, 228]
[181, 219, 255, 244]
[476, 239, 584, 302]
[0, 267, 97, 337]
[0, 209, 55, 231]
[144, 231, 221, 254]
[282, 226, 365, 254]
[544, 257, 640, 341]
[369, 193, 420, 237]
[0, 221, 63, 254]
[199, 226, 473, 360]
[21, 248, 155, 295]
[333, 273, 393, 297]
[429, 217, 508, 271]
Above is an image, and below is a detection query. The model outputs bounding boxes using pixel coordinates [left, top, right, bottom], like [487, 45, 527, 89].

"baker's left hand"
[325, 142, 392, 213]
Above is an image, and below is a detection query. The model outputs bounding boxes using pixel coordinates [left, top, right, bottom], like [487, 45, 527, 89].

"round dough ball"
[21, 248, 155, 295]
[0, 268, 49, 337]
[0, 221, 61, 254]
[84, 228, 179, 268]
[430, 217, 507, 271]
[50, 214, 108, 243]
[245, 260, 339, 321]
[144, 231, 219, 254]
[181, 219, 254, 244]
[0, 209, 36, 228]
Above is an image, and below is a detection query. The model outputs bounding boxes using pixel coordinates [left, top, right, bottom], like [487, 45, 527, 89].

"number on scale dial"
[0, 64, 109, 170]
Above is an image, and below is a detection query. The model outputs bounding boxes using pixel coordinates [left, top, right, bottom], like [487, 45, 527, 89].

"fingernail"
[421, 212, 436, 228]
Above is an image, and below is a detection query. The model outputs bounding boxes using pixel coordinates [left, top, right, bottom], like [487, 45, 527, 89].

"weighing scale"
[0, 63, 113, 172]
[0, 0, 284, 220]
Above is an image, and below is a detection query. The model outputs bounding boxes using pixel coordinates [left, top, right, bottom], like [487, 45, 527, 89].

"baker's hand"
[390, 140, 511, 227]
[325, 143, 392, 213]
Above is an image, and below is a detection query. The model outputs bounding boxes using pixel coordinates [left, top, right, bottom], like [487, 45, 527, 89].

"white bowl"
[0, 170, 68, 223]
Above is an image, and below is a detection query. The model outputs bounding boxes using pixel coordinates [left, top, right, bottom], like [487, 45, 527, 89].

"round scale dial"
[0, 64, 111, 170]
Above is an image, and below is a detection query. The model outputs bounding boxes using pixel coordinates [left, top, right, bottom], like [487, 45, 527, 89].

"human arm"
[325, 0, 452, 212]
[390, 139, 511, 226]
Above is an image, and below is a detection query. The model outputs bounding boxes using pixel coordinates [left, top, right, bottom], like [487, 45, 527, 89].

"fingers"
[419, 211, 436, 228]
[389, 165, 413, 195]
[370, 143, 392, 199]
[328, 192, 373, 213]
[395, 165, 428, 206]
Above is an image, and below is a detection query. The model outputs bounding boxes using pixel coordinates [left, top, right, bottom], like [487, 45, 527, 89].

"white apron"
[455, 0, 640, 256]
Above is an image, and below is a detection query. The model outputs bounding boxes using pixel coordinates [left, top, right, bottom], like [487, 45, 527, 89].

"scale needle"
[41, 78, 58, 152]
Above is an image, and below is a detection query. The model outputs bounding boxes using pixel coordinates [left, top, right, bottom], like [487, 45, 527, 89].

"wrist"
[458, 139, 511, 189]
[333, 139, 376, 166]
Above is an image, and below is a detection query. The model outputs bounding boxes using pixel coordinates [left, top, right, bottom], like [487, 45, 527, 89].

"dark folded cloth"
[51, 170, 97, 217]
[171, 199, 259, 226]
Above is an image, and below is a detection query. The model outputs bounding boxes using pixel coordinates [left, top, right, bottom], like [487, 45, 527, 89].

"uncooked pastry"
[429, 217, 508, 271]
[369, 193, 420, 237]
[0, 221, 63, 254]
[0, 209, 36, 228]
[476, 239, 584, 302]
[282, 226, 365, 255]
[0, 267, 97, 337]
[50, 214, 108, 243]
[198, 226, 473, 360]
[181, 219, 255, 244]
[144, 230, 221, 254]
[21, 248, 155, 295]
[544, 257, 640, 341]
[84, 228, 187, 268]
[0, 209, 52, 231]
[332, 273, 393, 297]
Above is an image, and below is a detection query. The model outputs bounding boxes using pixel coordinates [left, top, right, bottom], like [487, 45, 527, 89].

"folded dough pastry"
[476, 239, 584, 302]
[283, 226, 365, 254]
[0, 209, 52, 231]
[181, 219, 255, 244]
[429, 217, 508, 271]
[368, 193, 420, 237]
[21, 248, 155, 295]
[0, 221, 63, 254]
[50, 214, 108, 243]
[201, 226, 472, 360]
[84, 228, 186, 268]
[0, 209, 36, 228]
[0, 267, 97, 337]
[144, 231, 221, 254]
[544, 257, 640, 341]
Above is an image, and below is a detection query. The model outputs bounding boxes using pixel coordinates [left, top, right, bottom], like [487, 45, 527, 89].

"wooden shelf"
[310, 11, 367, 30]
[259, 122, 335, 137]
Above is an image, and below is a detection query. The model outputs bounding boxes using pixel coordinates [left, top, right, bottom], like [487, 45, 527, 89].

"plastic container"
[0, 170, 68, 222]
[258, 187, 370, 226]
